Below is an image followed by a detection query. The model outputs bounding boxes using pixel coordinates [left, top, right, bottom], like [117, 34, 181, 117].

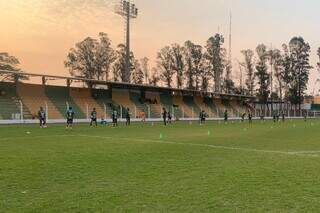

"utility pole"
[228, 11, 232, 76]
[115, 0, 138, 83]
[269, 44, 274, 112]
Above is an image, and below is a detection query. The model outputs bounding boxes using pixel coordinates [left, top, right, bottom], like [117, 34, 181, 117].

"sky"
[0, 0, 319, 92]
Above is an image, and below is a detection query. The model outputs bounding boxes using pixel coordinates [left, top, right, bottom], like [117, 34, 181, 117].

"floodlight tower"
[115, 0, 138, 83]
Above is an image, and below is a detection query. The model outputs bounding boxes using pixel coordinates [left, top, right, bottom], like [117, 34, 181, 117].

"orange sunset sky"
[0, 0, 319, 92]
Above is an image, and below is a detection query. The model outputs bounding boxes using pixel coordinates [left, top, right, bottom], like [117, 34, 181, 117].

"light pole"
[115, 0, 138, 83]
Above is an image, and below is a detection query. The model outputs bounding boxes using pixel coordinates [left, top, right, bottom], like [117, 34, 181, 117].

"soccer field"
[1, 120, 320, 212]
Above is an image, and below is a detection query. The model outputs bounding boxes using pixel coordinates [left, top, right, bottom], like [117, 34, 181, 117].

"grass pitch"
[1, 119, 320, 212]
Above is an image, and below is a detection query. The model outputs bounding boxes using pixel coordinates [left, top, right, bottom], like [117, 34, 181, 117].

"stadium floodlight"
[115, 0, 139, 83]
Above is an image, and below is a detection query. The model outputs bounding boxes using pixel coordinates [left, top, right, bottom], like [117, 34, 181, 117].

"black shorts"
[67, 118, 73, 124]
[91, 118, 97, 122]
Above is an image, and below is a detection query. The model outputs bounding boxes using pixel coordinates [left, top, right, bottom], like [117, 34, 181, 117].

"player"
[201, 110, 206, 124]
[90, 108, 98, 127]
[273, 111, 277, 123]
[224, 110, 228, 122]
[248, 111, 253, 124]
[241, 112, 246, 122]
[162, 108, 167, 126]
[125, 108, 131, 126]
[66, 106, 75, 129]
[112, 110, 118, 127]
[303, 111, 307, 122]
[38, 107, 47, 128]
[199, 111, 203, 125]
[281, 111, 285, 122]
[167, 111, 172, 124]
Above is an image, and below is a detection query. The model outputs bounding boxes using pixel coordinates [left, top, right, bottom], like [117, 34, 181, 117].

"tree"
[255, 44, 270, 110]
[205, 34, 226, 92]
[0, 52, 27, 82]
[269, 49, 285, 106]
[285, 37, 312, 110]
[112, 44, 135, 83]
[184, 41, 204, 90]
[157, 46, 174, 88]
[64, 32, 116, 85]
[317, 48, 320, 71]
[201, 61, 211, 92]
[240, 49, 255, 96]
[171, 44, 185, 89]
[140, 57, 150, 84]
[131, 59, 144, 85]
[223, 60, 237, 94]
[149, 67, 160, 86]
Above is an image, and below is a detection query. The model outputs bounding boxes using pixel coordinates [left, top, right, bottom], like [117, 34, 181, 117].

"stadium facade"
[0, 70, 315, 124]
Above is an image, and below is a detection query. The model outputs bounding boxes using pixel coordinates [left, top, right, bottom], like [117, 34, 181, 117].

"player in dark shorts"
[202, 110, 207, 124]
[38, 107, 47, 128]
[248, 111, 253, 124]
[199, 111, 203, 125]
[167, 111, 172, 124]
[282, 111, 285, 122]
[66, 106, 75, 129]
[112, 110, 118, 127]
[90, 108, 98, 126]
[162, 108, 167, 126]
[125, 108, 131, 126]
[224, 110, 228, 122]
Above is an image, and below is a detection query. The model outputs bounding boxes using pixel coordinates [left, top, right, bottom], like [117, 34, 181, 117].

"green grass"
[1, 119, 320, 212]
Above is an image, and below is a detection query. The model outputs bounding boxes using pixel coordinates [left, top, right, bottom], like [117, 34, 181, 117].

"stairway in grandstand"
[17, 83, 62, 119]
[0, 83, 31, 119]
[70, 87, 105, 119]
[145, 91, 162, 118]
[91, 89, 115, 118]
[45, 86, 86, 119]
[112, 89, 137, 118]
[204, 97, 223, 117]
[129, 90, 147, 118]
[172, 95, 194, 118]
[194, 96, 217, 117]
[159, 92, 182, 118]
[183, 96, 201, 117]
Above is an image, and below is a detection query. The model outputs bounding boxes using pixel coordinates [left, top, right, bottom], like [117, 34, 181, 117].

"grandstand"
[0, 70, 255, 123]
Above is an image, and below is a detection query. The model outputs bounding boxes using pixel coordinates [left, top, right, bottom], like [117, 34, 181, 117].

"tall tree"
[201, 61, 211, 92]
[140, 57, 149, 84]
[64, 32, 116, 85]
[255, 44, 270, 110]
[285, 37, 312, 110]
[205, 34, 226, 92]
[149, 67, 160, 86]
[317, 48, 320, 71]
[171, 44, 185, 89]
[240, 49, 255, 96]
[0, 52, 27, 82]
[184, 41, 204, 90]
[269, 49, 285, 105]
[157, 46, 174, 88]
[131, 59, 144, 84]
[112, 44, 135, 83]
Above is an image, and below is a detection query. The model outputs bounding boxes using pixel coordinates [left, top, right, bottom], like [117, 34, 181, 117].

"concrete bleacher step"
[45, 86, 86, 119]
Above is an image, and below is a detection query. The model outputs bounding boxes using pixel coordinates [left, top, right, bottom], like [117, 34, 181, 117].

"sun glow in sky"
[0, 0, 319, 91]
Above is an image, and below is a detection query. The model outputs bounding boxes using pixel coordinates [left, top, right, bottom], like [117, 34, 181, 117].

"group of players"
[37, 105, 295, 129]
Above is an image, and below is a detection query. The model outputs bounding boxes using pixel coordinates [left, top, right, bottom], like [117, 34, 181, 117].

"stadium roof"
[0, 70, 254, 99]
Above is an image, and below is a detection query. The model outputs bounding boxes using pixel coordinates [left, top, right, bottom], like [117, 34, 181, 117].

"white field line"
[1, 134, 319, 157]
[76, 134, 319, 158]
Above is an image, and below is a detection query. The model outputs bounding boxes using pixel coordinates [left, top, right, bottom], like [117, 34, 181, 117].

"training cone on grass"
[160, 133, 164, 140]
[207, 130, 211, 136]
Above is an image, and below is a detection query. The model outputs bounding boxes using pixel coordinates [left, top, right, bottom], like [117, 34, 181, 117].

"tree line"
[1, 32, 320, 110]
